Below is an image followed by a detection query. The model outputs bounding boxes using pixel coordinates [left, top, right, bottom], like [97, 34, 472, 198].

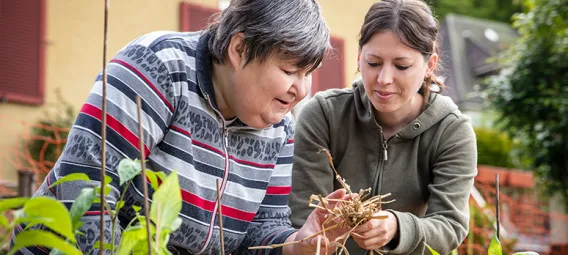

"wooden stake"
[99, 0, 109, 254]
[495, 173, 500, 240]
[137, 96, 153, 255]
[216, 180, 225, 254]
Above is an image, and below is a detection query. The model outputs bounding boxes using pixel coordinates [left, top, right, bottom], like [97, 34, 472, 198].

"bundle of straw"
[249, 149, 395, 255]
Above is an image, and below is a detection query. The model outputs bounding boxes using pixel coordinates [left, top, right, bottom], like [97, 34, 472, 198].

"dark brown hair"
[359, 0, 444, 98]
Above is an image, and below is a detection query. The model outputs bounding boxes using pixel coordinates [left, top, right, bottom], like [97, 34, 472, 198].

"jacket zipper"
[373, 129, 389, 197]
[198, 95, 231, 254]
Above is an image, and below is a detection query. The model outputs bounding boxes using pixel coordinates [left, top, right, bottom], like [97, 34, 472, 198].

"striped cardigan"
[13, 31, 297, 255]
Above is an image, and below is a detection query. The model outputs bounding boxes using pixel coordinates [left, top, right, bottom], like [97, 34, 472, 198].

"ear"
[227, 32, 246, 70]
[425, 53, 438, 77]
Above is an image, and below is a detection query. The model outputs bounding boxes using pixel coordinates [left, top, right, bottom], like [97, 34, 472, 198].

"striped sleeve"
[10, 39, 180, 254]
[236, 116, 298, 255]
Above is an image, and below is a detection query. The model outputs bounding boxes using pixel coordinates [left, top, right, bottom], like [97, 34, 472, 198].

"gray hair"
[206, 0, 330, 72]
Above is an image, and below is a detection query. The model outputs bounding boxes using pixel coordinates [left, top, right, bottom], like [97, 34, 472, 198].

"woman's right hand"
[284, 188, 352, 255]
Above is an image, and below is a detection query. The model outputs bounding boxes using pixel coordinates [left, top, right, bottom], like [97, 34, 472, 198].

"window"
[0, 0, 46, 105]
[312, 36, 345, 94]
[179, 2, 220, 32]
[218, 0, 230, 10]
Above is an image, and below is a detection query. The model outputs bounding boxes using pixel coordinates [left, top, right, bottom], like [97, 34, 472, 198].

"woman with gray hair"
[11, 0, 347, 254]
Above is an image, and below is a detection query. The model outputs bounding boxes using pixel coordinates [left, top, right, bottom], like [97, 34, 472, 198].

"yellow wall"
[318, 0, 377, 86]
[0, 0, 377, 183]
[0, 0, 217, 182]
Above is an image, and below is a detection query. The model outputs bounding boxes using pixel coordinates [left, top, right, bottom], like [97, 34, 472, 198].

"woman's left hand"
[351, 210, 398, 250]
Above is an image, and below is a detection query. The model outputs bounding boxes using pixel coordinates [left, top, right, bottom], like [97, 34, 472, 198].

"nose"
[291, 73, 311, 102]
[377, 66, 394, 86]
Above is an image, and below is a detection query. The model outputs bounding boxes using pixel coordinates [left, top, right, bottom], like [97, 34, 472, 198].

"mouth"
[276, 98, 291, 106]
[375, 91, 395, 100]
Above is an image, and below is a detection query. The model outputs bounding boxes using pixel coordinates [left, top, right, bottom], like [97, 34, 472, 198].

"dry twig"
[248, 149, 395, 254]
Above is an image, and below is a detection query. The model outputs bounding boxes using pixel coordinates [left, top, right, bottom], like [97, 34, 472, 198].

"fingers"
[352, 235, 388, 251]
[325, 188, 346, 200]
[307, 235, 338, 255]
[314, 189, 347, 213]
[354, 222, 386, 238]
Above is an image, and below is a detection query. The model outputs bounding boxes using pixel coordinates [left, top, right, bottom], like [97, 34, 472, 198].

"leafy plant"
[484, 0, 568, 201]
[0, 158, 182, 255]
[474, 127, 533, 170]
[426, 233, 538, 255]
[26, 89, 75, 168]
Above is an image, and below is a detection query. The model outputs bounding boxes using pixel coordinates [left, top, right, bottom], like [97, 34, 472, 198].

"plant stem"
[495, 174, 500, 240]
[136, 96, 152, 255]
[99, 0, 109, 254]
[110, 181, 131, 255]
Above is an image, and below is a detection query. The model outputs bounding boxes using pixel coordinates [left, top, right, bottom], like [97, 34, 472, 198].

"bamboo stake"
[99, 0, 109, 254]
[216, 180, 225, 255]
[495, 174, 500, 240]
[137, 96, 153, 255]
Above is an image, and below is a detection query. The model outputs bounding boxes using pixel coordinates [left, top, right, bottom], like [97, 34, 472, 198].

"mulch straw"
[248, 149, 395, 255]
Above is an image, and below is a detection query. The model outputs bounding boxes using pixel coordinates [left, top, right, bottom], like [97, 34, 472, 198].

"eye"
[396, 65, 410, 70]
[367, 62, 380, 67]
[281, 69, 296, 75]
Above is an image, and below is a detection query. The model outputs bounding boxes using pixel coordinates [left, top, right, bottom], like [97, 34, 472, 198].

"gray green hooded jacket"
[289, 80, 477, 255]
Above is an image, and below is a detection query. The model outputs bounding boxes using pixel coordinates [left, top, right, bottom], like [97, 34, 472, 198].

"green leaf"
[8, 230, 82, 255]
[117, 158, 141, 186]
[104, 175, 113, 186]
[132, 205, 142, 213]
[117, 225, 147, 255]
[150, 171, 182, 234]
[69, 188, 96, 231]
[16, 215, 53, 229]
[0, 198, 29, 213]
[23, 197, 76, 243]
[424, 242, 440, 255]
[93, 241, 114, 251]
[49, 248, 65, 255]
[488, 233, 503, 255]
[145, 170, 159, 191]
[95, 186, 111, 196]
[170, 217, 183, 232]
[48, 173, 90, 188]
[155, 171, 167, 182]
[116, 201, 125, 211]
[0, 214, 8, 228]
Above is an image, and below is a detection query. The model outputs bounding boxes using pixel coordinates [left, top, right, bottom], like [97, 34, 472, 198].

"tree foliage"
[429, 0, 523, 23]
[485, 0, 568, 200]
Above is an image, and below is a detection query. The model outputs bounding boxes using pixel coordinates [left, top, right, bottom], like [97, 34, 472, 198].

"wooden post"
[17, 170, 35, 197]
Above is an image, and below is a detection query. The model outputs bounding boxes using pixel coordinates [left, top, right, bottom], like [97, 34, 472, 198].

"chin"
[373, 102, 400, 113]
[240, 117, 272, 129]
[241, 112, 286, 129]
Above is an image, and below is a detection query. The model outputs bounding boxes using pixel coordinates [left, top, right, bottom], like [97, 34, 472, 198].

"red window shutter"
[0, 0, 46, 105]
[179, 3, 220, 32]
[312, 36, 345, 94]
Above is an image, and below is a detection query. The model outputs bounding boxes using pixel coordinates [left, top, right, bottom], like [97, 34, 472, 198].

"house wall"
[0, 0, 376, 183]
[0, 0, 217, 182]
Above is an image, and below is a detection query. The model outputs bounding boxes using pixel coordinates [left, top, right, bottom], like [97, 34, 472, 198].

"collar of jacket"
[352, 78, 459, 140]
[195, 31, 219, 111]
